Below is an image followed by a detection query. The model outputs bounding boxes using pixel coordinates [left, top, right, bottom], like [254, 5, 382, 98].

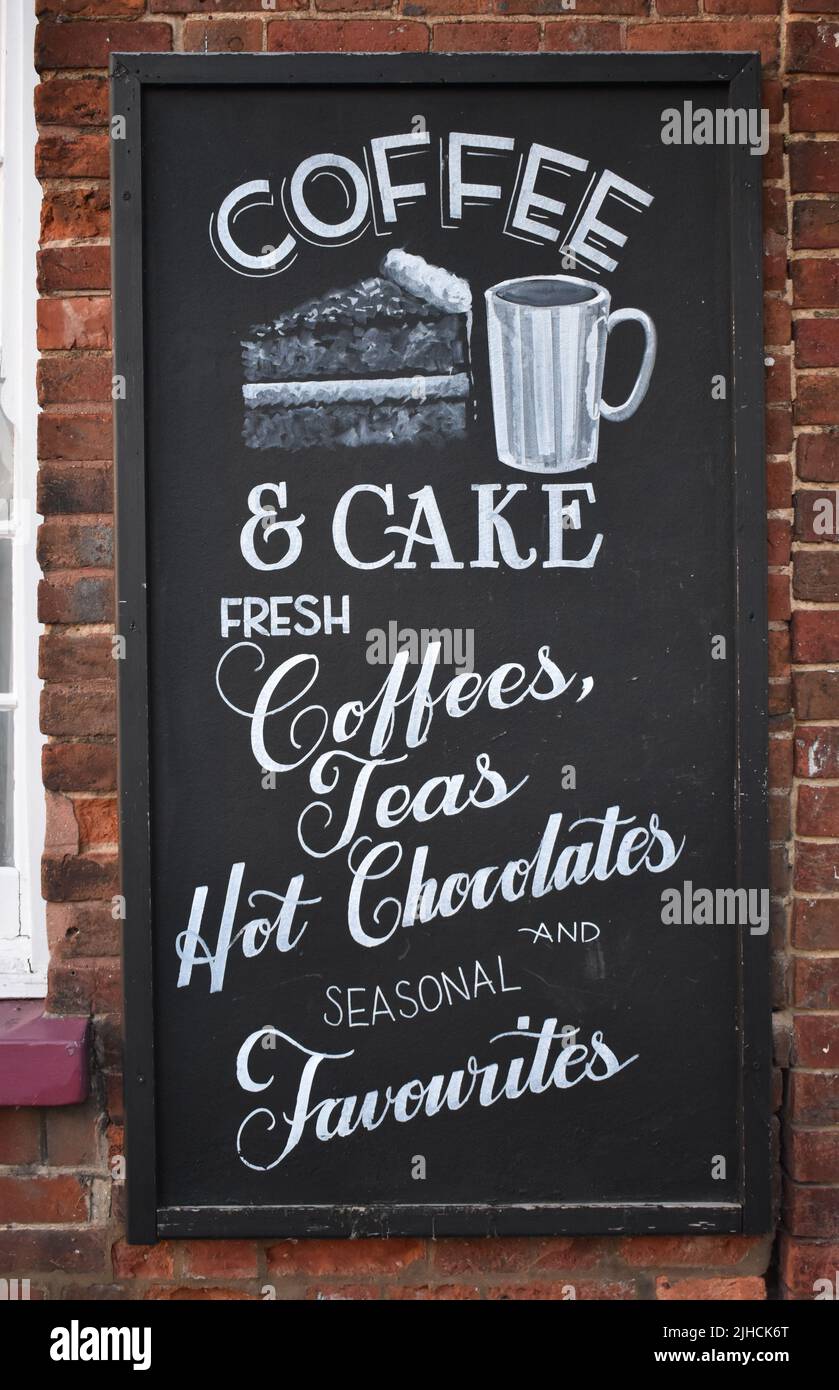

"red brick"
[795, 841, 839, 892]
[780, 1234, 839, 1297]
[0, 1109, 42, 1166]
[800, 784, 839, 839]
[766, 355, 791, 405]
[37, 1, 146, 14]
[794, 954, 839, 1008]
[767, 457, 792, 508]
[625, 20, 779, 67]
[785, 1128, 839, 1181]
[769, 732, 793, 787]
[38, 246, 110, 294]
[105, 1073, 124, 1122]
[706, 0, 779, 10]
[75, 797, 118, 846]
[47, 957, 118, 1013]
[486, 1280, 634, 1299]
[769, 791, 791, 840]
[112, 1240, 175, 1280]
[42, 742, 116, 794]
[790, 78, 839, 132]
[768, 628, 790, 678]
[789, 20, 839, 73]
[794, 143, 839, 197]
[42, 851, 119, 902]
[619, 1235, 766, 1267]
[40, 631, 114, 681]
[37, 297, 110, 352]
[182, 1240, 260, 1279]
[268, 19, 428, 50]
[152, 0, 301, 8]
[794, 896, 839, 948]
[46, 789, 78, 857]
[144, 1286, 259, 1300]
[38, 462, 113, 514]
[797, 319, 839, 368]
[767, 516, 790, 565]
[794, 544, 839, 600]
[771, 840, 792, 895]
[36, 132, 110, 180]
[784, 1182, 839, 1236]
[41, 682, 116, 737]
[794, 1013, 839, 1066]
[769, 678, 791, 715]
[432, 21, 540, 49]
[796, 726, 839, 778]
[304, 1283, 383, 1298]
[795, 488, 839, 542]
[35, 21, 172, 70]
[38, 355, 112, 405]
[794, 200, 839, 251]
[39, 572, 114, 626]
[794, 259, 839, 308]
[763, 77, 784, 124]
[765, 294, 791, 345]
[41, 188, 110, 244]
[38, 519, 112, 571]
[0, 1229, 106, 1275]
[793, 610, 839, 661]
[656, 1275, 766, 1299]
[385, 1282, 480, 1298]
[656, 0, 699, 12]
[768, 573, 790, 622]
[182, 18, 264, 52]
[38, 409, 112, 461]
[544, 20, 624, 49]
[0, 1176, 88, 1224]
[45, 1101, 101, 1168]
[796, 374, 839, 424]
[321, 0, 391, 10]
[47, 900, 120, 958]
[798, 430, 839, 482]
[267, 1237, 425, 1276]
[766, 407, 793, 454]
[501, 0, 646, 10]
[35, 79, 109, 134]
[789, 1069, 839, 1125]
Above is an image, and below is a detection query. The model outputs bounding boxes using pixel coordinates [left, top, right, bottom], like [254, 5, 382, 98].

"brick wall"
[2, 0, 835, 1300]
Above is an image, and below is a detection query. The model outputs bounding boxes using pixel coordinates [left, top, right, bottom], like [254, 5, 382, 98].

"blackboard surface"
[112, 54, 771, 1241]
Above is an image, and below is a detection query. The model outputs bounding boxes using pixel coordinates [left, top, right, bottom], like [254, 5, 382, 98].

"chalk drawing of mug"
[485, 275, 657, 474]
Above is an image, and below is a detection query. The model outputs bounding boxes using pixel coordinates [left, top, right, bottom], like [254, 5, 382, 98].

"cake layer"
[243, 311, 467, 383]
[243, 399, 466, 451]
[243, 373, 469, 408]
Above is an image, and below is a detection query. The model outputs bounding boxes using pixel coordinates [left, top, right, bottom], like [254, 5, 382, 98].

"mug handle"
[600, 308, 657, 423]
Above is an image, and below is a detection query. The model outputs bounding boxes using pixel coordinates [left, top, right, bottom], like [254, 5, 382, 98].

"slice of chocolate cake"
[241, 250, 472, 450]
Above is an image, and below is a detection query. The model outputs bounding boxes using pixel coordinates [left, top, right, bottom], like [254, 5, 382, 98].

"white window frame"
[0, 0, 46, 996]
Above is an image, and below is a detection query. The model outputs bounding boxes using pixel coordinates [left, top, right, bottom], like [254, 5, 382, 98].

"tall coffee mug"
[485, 275, 657, 473]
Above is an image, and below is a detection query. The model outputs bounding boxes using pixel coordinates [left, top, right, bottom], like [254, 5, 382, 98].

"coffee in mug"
[485, 274, 656, 473]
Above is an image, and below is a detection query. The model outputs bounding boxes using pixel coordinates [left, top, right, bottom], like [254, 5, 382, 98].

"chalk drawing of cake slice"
[241, 250, 472, 450]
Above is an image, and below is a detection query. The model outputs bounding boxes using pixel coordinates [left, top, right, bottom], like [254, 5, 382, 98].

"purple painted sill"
[0, 1001, 89, 1105]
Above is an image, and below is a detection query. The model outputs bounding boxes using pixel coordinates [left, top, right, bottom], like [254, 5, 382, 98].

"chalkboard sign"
[112, 53, 771, 1242]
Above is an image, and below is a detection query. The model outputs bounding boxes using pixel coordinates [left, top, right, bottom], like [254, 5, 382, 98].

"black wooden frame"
[111, 52, 771, 1243]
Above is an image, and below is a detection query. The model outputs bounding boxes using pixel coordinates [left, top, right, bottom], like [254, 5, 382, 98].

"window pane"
[0, 539, 11, 692]
[0, 710, 13, 866]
